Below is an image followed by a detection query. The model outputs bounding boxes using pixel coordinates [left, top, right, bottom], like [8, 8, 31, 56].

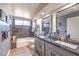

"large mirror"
[56, 4, 79, 43]
[42, 15, 52, 36]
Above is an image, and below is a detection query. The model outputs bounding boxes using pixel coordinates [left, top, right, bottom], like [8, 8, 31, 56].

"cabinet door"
[45, 42, 48, 56]
[34, 37, 45, 56]
[46, 48, 60, 56]
[38, 39, 44, 56]
[34, 37, 40, 55]
[47, 42, 76, 56]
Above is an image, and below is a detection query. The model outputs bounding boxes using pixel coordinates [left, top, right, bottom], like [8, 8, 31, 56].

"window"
[15, 19, 30, 26]
[23, 20, 30, 26]
[15, 20, 23, 25]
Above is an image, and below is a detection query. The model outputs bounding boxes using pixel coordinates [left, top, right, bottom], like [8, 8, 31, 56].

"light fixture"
[41, 12, 45, 15]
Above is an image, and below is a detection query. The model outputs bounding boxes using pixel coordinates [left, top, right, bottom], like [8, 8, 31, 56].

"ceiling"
[57, 4, 79, 17]
[0, 3, 48, 19]
[34, 3, 68, 19]
[10, 3, 41, 19]
[0, 3, 68, 19]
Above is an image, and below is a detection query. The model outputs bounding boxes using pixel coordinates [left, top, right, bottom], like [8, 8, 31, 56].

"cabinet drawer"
[46, 42, 76, 56]
[46, 48, 60, 56]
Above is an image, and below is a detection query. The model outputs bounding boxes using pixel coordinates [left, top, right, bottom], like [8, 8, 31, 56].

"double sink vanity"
[34, 4, 79, 56]
[34, 35, 79, 56]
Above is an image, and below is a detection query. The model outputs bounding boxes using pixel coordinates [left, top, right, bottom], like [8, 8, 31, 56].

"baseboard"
[7, 49, 11, 56]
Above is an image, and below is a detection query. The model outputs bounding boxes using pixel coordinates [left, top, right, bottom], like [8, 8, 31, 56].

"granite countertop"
[36, 36, 79, 55]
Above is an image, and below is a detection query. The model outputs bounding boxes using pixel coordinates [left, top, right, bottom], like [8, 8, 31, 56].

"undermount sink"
[39, 36, 46, 38]
[55, 40, 78, 49]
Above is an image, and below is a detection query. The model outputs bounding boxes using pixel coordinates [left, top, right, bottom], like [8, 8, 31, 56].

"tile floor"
[9, 46, 33, 56]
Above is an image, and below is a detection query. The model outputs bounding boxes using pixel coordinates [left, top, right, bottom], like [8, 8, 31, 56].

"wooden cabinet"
[46, 47, 60, 56]
[34, 37, 39, 54]
[34, 37, 77, 56]
[45, 42, 61, 56]
[46, 42, 76, 56]
[34, 37, 44, 56]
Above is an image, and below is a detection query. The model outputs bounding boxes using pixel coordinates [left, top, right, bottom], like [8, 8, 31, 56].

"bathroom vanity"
[34, 4, 79, 56]
[34, 36, 79, 56]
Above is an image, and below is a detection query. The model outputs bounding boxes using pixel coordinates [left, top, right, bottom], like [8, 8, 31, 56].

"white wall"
[67, 16, 79, 39]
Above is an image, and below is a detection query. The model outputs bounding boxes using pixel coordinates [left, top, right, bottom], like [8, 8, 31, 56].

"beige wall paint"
[52, 12, 57, 32]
